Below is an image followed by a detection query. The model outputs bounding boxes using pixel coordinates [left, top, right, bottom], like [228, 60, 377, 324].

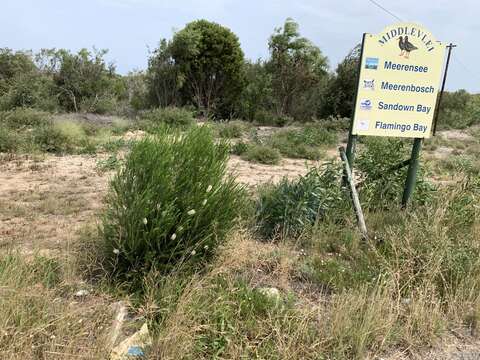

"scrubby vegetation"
[100, 126, 245, 286]
[1, 13, 480, 360]
[255, 164, 346, 239]
[241, 144, 281, 165]
[266, 123, 337, 160]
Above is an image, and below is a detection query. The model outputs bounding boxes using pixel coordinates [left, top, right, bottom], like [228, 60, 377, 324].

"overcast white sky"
[1, 0, 478, 92]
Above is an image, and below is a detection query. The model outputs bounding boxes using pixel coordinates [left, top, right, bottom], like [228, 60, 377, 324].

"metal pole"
[345, 33, 367, 168]
[401, 138, 422, 208]
[432, 43, 456, 136]
[340, 147, 368, 238]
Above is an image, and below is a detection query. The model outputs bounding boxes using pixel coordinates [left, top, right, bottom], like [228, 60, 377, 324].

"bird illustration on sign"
[398, 36, 418, 58]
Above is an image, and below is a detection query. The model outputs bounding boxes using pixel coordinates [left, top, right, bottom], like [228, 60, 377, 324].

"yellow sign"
[352, 23, 446, 138]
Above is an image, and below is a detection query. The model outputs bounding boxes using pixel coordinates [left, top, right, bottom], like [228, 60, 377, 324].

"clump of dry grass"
[143, 242, 448, 359]
[139, 172, 480, 359]
[0, 253, 112, 359]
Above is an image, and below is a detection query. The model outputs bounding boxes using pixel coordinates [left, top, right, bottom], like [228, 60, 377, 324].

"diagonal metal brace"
[339, 146, 368, 239]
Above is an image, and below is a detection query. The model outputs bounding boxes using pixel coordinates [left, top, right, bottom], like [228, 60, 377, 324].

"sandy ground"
[0, 125, 474, 254]
[0, 152, 322, 253]
[0, 155, 109, 254]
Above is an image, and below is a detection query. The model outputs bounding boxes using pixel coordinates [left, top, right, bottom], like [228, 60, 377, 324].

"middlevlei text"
[378, 26, 436, 51]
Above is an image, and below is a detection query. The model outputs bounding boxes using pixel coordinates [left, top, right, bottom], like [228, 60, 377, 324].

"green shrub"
[0, 108, 51, 129]
[242, 144, 281, 165]
[96, 154, 122, 172]
[53, 120, 87, 142]
[111, 117, 132, 135]
[256, 164, 346, 240]
[217, 120, 250, 138]
[0, 110, 105, 154]
[230, 141, 249, 156]
[33, 124, 74, 153]
[267, 124, 337, 160]
[0, 72, 59, 112]
[319, 116, 350, 131]
[356, 137, 435, 210]
[101, 126, 245, 286]
[0, 126, 23, 152]
[254, 110, 292, 127]
[140, 107, 194, 129]
[437, 90, 479, 129]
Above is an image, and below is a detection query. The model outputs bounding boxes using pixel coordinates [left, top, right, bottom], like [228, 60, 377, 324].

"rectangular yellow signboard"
[352, 23, 446, 138]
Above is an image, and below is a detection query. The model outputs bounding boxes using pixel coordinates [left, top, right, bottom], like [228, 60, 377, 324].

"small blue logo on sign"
[360, 99, 372, 110]
[365, 57, 379, 70]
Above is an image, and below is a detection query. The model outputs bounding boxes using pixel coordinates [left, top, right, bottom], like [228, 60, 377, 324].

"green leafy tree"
[0, 49, 37, 95]
[171, 20, 245, 118]
[436, 89, 472, 129]
[39, 48, 118, 113]
[0, 72, 58, 111]
[147, 21, 245, 118]
[0, 49, 58, 111]
[238, 60, 273, 121]
[146, 39, 184, 108]
[124, 70, 149, 112]
[267, 18, 328, 118]
[321, 45, 360, 118]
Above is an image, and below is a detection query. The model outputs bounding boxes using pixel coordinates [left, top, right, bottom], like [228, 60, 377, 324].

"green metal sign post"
[343, 26, 455, 217]
[401, 137, 422, 207]
[401, 43, 456, 207]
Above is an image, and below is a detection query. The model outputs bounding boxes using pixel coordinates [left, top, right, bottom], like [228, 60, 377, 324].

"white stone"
[74, 289, 89, 297]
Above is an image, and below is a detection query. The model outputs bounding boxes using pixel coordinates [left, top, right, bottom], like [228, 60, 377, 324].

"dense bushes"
[0, 109, 98, 154]
[254, 137, 437, 241]
[355, 137, 435, 209]
[266, 123, 337, 160]
[0, 48, 122, 114]
[139, 107, 195, 129]
[437, 90, 480, 129]
[241, 144, 281, 165]
[256, 164, 346, 240]
[1, 23, 477, 126]
[101, 126, 245, 285]
[0, 109, 52, 152]
[217, 120, 251, 138]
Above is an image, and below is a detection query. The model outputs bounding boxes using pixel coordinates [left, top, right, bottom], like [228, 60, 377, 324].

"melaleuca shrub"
[101, 125, 245, 285]
[255, 164, 347, 241]
[355, 137, 435, 210]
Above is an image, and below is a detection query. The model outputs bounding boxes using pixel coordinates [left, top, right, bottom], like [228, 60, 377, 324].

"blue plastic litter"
[127, 346, 145, 356]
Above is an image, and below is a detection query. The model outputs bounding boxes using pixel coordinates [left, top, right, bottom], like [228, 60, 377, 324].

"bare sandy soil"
[0, 153, 321, 254]
[0, 126, 473, 254]
[0, 155, 109, 254]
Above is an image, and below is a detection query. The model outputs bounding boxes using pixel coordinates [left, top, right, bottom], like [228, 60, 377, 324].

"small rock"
[74, 289, 89, 298]
[401, 297, 411, 305]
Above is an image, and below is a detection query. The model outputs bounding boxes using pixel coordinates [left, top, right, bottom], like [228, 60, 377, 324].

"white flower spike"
[187, 209, 196, 216]
[113, 249, 120, 255]
[143, 218, 148, 225]
[170, 233, 177, 240]
[206, 185, 213, 193]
